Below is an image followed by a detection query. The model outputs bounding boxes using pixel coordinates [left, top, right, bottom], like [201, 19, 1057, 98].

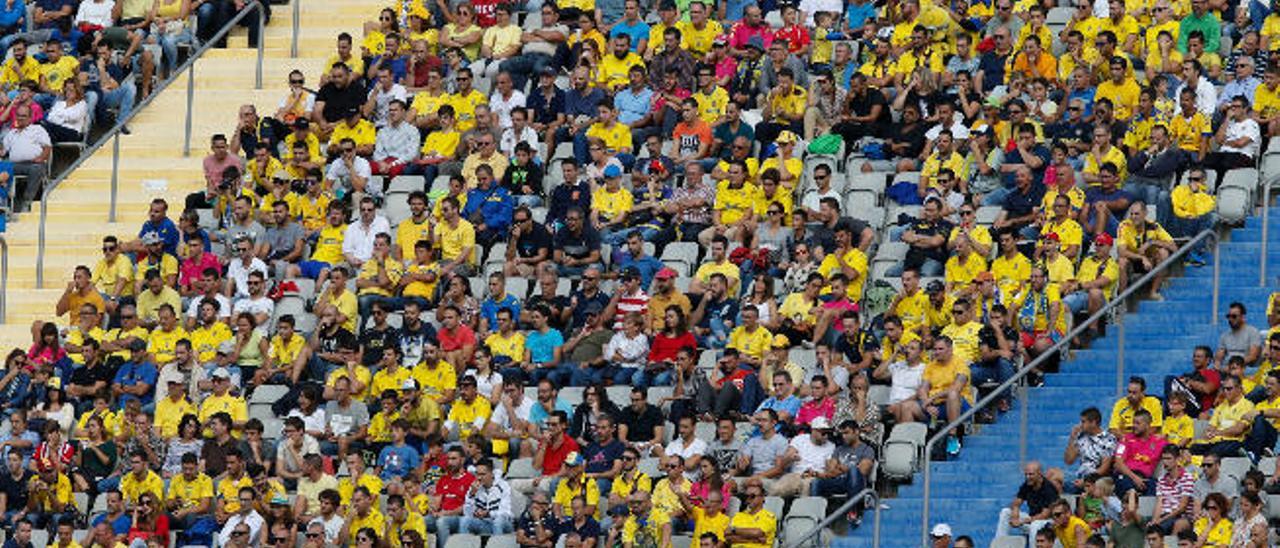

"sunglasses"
[290, 79, 304, 84]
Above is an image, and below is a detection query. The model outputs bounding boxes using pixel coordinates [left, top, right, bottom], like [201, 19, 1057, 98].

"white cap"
[810, 416, 832, 430]
[930, 523, 952, 538]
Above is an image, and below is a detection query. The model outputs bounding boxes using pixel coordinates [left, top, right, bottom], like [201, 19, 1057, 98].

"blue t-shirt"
[92, 512, 134, 537]
[1084, 187, 1134, 235]
[378, 443, 421, 480]
[528, 398, 573, 428]
[756, 395, 802, 419]
[524, 328, 565, 365]
[614, 253, 664, 289]
[113, 360, 159, 408]
[480, 294, 523, 331]
[614, 86, 654, 126]
[845, 1, 877, 32]
[582, 438, 626, 475]
[139, 217, 180, 256]
[610, 20, 650, 52]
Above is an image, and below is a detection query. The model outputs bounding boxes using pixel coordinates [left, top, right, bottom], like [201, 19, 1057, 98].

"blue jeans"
[570, 364, 609, 386]
[499, 53, 553, 91]
[556, 262, 604, 278]
[426, 515, 461, 548]
[459, 516, 513, 535]
[1172, 213, 1217, 255]
[885, 258, 941, 277]
[97, 475, 122, 492]
[606, 366, 640, 385]
[971, 358, 1015, 405]
[632, 368, 673, 389]
[91, 84, 138, 127]
[983, 186, 1014, 207]
[157, 28, 195, 74]
[809, 467, 866, 497]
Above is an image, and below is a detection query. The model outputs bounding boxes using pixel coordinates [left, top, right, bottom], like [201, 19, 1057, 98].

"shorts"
[1020, 330, 1063, 348]
[928, 398, 971, 421]
[298, 260, 332, 279]
[1063, 291, 1089, 314]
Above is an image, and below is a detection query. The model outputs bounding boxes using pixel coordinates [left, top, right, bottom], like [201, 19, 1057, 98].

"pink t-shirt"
[796, 397, 835, 426]
[180, 253, 223, 290]
[1115, 433, 1167, 478]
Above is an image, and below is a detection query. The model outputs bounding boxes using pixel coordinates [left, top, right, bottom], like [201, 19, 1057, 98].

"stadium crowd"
[4, 0, 1280, 545]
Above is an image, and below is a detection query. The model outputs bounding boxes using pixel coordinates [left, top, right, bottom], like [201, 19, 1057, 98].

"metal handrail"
[1261, 174, 1271, 287]
[291, 0, 300, 57]
[918, 228, 1218, 546]
[0, 236, 8, 322]
[786, 488, 881, 548]
[34, 0, 268, 288]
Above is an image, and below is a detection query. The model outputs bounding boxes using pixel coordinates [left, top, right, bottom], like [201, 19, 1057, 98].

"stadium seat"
[487, 535, 518, 548]
[560, 386, 585, 406]
[694, 421, 715, 442]
[1220, 457, 1250, 483]
[507, 458, 536, 479]
[1217, 185, 1252, 224]
[30, 531, 46, 547]
[638, 458, 662, 479]
[250, 384, 289, 406]
[763, 496, 785, 523]
[991, 536, 1027, 548]
[444, 533, 482, 548]
[671, 536, 693, 548]
[383, 193, 413, 226]
[882, 423, 927, 481]
[1137, 496, 1156, 518]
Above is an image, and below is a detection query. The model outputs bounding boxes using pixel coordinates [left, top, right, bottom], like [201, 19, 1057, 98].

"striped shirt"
[463, 479, 513, 521]
[1156, 468, 1195, 516]
[612, 289, 650, 330]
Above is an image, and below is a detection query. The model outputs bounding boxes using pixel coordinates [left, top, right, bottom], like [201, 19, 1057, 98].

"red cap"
[1042, 232, 1060, 242]
[1094, 233, 1114, 246]
[655, 267, 678, 280]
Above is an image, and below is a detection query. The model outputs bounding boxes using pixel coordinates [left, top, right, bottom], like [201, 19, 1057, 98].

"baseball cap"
[270, 493, 289, 506]
[1042, 232, 1060, 242]
[1094, 233, 1114, 246]
[931, 524, 953, 538]
[772, 334, 790, 348]
[584, 302, 606, 316]
[401, 378, 420, 391]
[540, 65, 557, 77]
[141, 231, 162, 245]
[216, 340, 236, 355]
[925, 280, 945, 295]
[211, 367, 231, 380]
[745, 36, 765, 51]
[713, 35, 727, 46]
[621, 266, 641, 280]
[603, 164, 623, 178]
[655, 267, 678, 280]
[564, 451, 584, 467]
[776, 131, 799, 144]
[128, 338, 148, 352]
[293, 118, 309, 129]
[810, 416, 832, 430]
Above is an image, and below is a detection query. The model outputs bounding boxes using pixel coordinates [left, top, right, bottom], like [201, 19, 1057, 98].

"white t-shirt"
[789, 434, 834, 474]
[232, 295, 275, 321]
[187, 293, 233, 321]
[226, 258, 269, 298]
[287, 407, 328, 434]
[489, 396, 534, 431]
[368, 83, 408, 127]
[2, 125, 50, 162]
[74, 0, 115, 27]
[887, 361, 925, 404]
[489, 90, 527, 129]
[664, 436, 708, 480]
[1221, 117, 1261, 158]
[325, 156, 374, 195]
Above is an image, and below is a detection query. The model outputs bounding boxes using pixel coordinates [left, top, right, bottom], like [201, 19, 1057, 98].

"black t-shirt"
[811, 217, 870, 255]
[502, 162, 544, 198]
[1018, 479, 1061, 516]
[977, 324, 1019, 364]
[905, 218, 953, 265]
[514, 222, 553, 260]
[849, 88, 891, 135]
[360, 325, 402, 367]
[620, 404, 665, 443]
[835, 329, 879, 366]
[582, 439, 625, 475]
[0, 469, 31, 511]
[317, 326, 357, 358]
[557, 516, 601, 542]
[69, 362, 114, 391]
[889, 122, 928, 160]
[553, 225, 602, 261]
[524, 293, 570, 332]
[316, 81, 368, 123]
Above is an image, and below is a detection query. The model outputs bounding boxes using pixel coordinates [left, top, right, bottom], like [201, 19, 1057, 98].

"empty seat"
[991, 536, 1028, 548]
[388, 175, 425, 194]
[250, 384, 289, 405]
[443, 534, 482, 548]
[507, 458, 536, 479]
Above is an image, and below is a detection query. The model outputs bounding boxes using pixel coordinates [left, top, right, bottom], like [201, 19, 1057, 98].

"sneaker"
[946, 435, 962, 457]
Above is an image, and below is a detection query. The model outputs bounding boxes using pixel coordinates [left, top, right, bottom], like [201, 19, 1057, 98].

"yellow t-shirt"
[1077, 255, 1120, 299]
[778, 293, 818, 327]
[189, 322, 233, 363]
[154, 396, 196, 439]
[166, 472, 214, 511]
[766, 85, 806, 122]
[327, 365, 374, 402]
[586, 121, 632, 154]
[411, 361, 457, 401]
[387, 512, 428, 548]
[1170, 111, 1212, 153]
[1162, 413, 1194, 446]
[198, 394, 248, 429]
[436, 219, 476, 265]
[93, 256, 136, 297]
[120, 470, 164, 505]
[728, 326, 773, 362]
[760, 156, 802, 185]
[714, 181, 759, 226]
[484, 331, 526, 363]
[347, 509, 387, 545]
[328, 119, 377, 149]
[676, 19, 723, 56]
[553, 478, 602, 519]
[338, 474, 385, 506]
[311, 224, 347, 264]
[1192, 517, 1233, 546]
[940, 321, 982, 366]
[409, 92, 450, 120]
[369, 366, 413, 402]
[1117, 220, 1173, 255]
[147, 326, 189, 366]
[357, 256, 405, 297]
[216, 475, 253, 513]
[597, 52, 644, 90]
[1041, 253, 1075, 289]
[623, 507, 673, 546]
[1040, 187, 1087, 212]
[420, 128, 461, 158]
[692, 86, 729, 126]
[402, 261, 440, 300]
[396, 217, 433, 259]
[1041, 218, 1084, 252]
[1108, 396, 1165, 433]
[1171, 184, 1215, 218]
[609, 471, 652, 501]
[317, 289, 358, 332]
[924, 356, 973, 404]
[1209, 397, 1255, 442]
[446, 396, 492, 438]
[1083, 145, 1129, 185]
[40, 56, 80, 92]
[692, 506, 730, 543]
[694, 260, 741, 295]
[592, 186, 634, 224]
[817, 248, 869, 300]
[992, 253, 1032, 301]
[944, 252, 987, 294]
[1256, 82, 1280, 118]
[449, 90, 488, 132]
[727, 508, 777, 548]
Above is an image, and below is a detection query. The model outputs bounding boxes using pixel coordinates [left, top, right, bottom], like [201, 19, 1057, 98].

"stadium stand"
[4, 0, 1280, 547]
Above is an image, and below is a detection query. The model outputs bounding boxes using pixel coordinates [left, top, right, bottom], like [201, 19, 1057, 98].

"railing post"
[34, 194, 47, 289]
[1019, 384, 1028, 465]
[256, 2, 265, 89]
[921, 442, 933, 548]
[108, 132, 120, 223]
[183, 62, 196, 157]
[1261, 179, 1271, 287]
[1, 238, 8, 322]
[1212, 236, 1221, 328]
[291, 0, 299, 58]
[1116, 316, 1125, 398]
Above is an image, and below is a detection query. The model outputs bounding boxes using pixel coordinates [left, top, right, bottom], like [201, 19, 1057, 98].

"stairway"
[834, 206, 1280, 548]
[0, 1, 378, 346]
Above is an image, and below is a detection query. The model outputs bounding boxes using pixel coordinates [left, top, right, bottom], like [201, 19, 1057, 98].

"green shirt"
[1178, 12, 1221, 54]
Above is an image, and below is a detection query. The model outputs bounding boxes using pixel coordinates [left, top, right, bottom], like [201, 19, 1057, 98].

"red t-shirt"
[773, 26, 810, 54]
[1190, 367, 1220, 413]
[471, 0, 499, 27]
[438, 325, 477, 352]
[649, 331, 697, 364]
[542, 434, 580, 476]
[435, 471, 477, 512]
[672, 120, 712, 158]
